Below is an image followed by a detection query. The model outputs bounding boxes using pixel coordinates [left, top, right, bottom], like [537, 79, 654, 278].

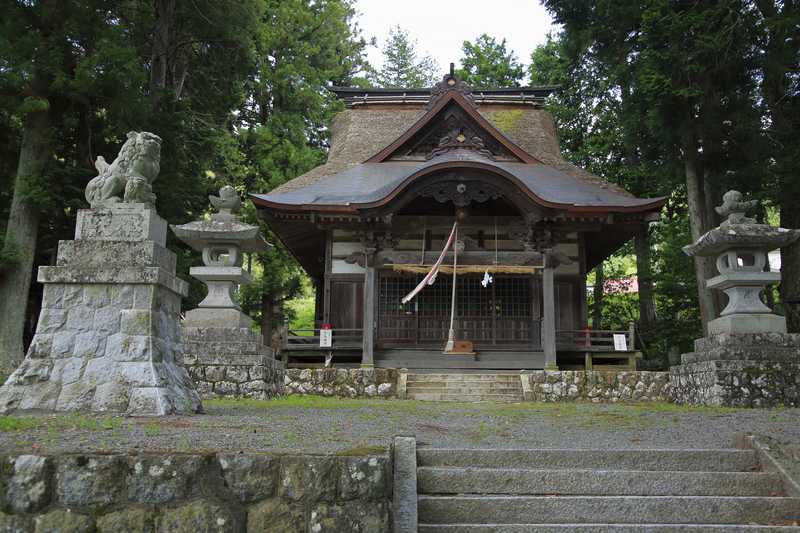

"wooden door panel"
[329, 280, 363, 330]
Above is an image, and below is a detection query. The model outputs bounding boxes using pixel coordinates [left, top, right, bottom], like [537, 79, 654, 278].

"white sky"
[353, 0, 556, 79]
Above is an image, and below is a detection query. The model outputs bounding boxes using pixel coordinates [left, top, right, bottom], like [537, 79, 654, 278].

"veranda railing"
[555, 323, 636, 351]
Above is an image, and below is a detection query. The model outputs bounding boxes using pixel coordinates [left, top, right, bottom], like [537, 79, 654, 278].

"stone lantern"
[672, 190, 800, 407]
[171, 186, 283, 399]
[683, 190, 799, 335]
[171, 186, 269, 329]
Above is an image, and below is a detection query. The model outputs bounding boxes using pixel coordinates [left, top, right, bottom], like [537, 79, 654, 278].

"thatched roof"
[270, 102, 632, 198]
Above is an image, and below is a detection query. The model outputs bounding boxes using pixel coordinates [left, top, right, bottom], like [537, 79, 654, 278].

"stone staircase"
[415, 447, 800, 532]
[404, 373, 524, 402]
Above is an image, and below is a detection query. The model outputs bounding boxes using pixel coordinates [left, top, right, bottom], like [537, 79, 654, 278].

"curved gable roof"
[252, 152, 665, 214]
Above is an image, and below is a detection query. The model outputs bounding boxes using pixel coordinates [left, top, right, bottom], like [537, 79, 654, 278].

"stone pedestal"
[670, 333, 800, 407]
[184, 265, 255, 328]
[0, 206, 202, 415]
[183, 327, 284, 399]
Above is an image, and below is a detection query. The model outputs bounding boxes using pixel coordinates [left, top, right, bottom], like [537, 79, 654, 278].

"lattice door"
[377, 271, 541, 349]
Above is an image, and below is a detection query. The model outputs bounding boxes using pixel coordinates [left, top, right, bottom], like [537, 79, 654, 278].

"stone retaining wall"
[0, 451, 390, 532]
[183, 327, 284, 400]
[524, 371, 671, 402]
[284, 369, 398, 398]
[671, 360, 800, 407]
[671, 333, 800, 407]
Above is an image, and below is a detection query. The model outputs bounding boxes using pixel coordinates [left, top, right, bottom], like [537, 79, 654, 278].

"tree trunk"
[683, 131, 717, 333]
[592, 263, 604, 330]
[634, 227, 657, 335]
[0, 106, 51, 374]
[150, 0, 176, 107]
[755, 0, 800, 332]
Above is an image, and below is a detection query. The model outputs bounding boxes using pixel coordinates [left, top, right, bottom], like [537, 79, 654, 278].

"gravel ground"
[0, 397, 798, 455]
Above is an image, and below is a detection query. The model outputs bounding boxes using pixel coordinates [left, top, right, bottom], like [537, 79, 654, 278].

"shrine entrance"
[377, 272, 541, 350]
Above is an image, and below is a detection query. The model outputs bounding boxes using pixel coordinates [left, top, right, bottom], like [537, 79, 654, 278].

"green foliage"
[284, 277, 316, 331]
[534, 0, 786, 361]
[1, 0, 368, 334]
[371, 25, 439, 88]
[457, 34, 524, 88]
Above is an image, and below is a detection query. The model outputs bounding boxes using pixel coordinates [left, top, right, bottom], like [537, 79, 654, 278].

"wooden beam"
[362, 265, 376, 367]
[542, 256, 557, 369]
[377, 250, 543, 266]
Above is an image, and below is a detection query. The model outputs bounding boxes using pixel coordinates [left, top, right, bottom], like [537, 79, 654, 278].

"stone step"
[416, 449, 759, 472]
[408, 393, 523, 402]
[417, 495, 800, 525]
[417, 467, 784, 496]
[406, 385, 523, 394]
[418, 524, 800, 532]
[406, 378, 522, 385]
[408, 374, 522, 382]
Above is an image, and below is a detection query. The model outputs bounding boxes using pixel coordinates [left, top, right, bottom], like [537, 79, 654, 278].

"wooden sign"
[320, 328, 332, 348]
[613, 334, 628, 351]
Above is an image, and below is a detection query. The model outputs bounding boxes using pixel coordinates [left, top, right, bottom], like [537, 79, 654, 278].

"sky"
[353, 0, 556, 77]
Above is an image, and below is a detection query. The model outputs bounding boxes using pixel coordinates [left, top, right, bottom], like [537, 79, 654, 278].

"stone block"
[50, 332, 77, 358]
[126, 385, 201, 415]
[105, 333, 155, 362]
[91, 381, 130, 412]
[63, 286, 84, 308]
[75, 207, 167, 246]
[36, 309, 67, 334]
[204, 366, 226, 382]
[133, 285, 154, 310]
[73, 331, 106, 358]
[14, 382, 59, 412]
[225, 366, 250, 383]
[57, 240, 176, 271]
[120, 310, 153, 336]
[111, 285, 135, 308]
[65, 306, 94, 333]
[41, 285, 65, 309]
[34, 509, 94, 533]
[157, 500, 240, 533]
[279, 456, 336, 502]
[96, 507, 154, 533]
[707, 313, 787, 335]
[56, 455, 125, 508]
[5, 455, 51, 513]
[50, 358, 85, 385]
[183, 308, 253, 329]
[27, 335, 53, 359]
[213, 381, 237, 396]
[94, 307, 121, 335]
[55, 381, 96, 411]
[0, 512, 32, 533]
[83, 285, 111, 307]
[309, 501, 389, 533]
[126, 454, 206, 504]
[246, 498, 304, 533]
[337, 456, 389, 501]
[218, 454, 277, 503]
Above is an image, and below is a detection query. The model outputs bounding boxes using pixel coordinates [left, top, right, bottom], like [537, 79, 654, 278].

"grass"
[0, 414, 121, 432]
[204, 396, 753, 434]
[336, 445, 388, 456]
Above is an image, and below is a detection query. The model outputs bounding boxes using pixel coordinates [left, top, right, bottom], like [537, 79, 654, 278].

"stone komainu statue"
[85, 131, 162, 208]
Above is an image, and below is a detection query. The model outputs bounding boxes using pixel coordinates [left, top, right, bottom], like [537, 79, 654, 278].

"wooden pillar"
[542, 255, 558, 369]
[362, 246, 377, 368]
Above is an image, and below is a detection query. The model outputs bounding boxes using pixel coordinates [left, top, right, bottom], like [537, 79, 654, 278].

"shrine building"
[251, 70, 665, 371]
